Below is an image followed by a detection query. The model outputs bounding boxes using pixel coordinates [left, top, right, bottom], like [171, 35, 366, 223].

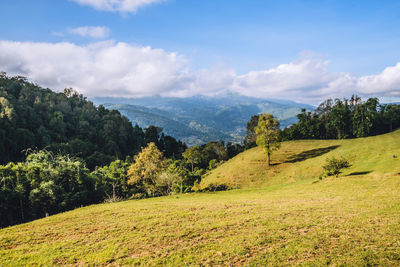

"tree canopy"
[282, 96, 400, 141]
[127, 143, 167, 197]
[0, 74, 186, 169]
[255, 114, 281, 166]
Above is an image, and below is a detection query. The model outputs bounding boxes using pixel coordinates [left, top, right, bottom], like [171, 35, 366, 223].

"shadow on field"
[285, 145, 340, 163]
[346, 171, 372, 176]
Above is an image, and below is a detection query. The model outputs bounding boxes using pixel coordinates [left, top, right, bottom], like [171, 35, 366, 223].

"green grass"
[1, 131, 400, 266]
[201, 130, 400, 189]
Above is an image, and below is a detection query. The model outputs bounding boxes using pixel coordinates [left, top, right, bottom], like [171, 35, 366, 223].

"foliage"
[93, 159, 130, 200]
[201, 183, 230, 192]
[323, 157, 351, 177]
[3, 130, 400, 265]
[201, 129, 400, 190]
[255, 113, 281, 166]
[155, 172, 183, 196]
[3, 161, 400, 266]
[244, 114, 260, 148]
[102, 95, 307, 146]
[282, 96, 400, 140]
[127, 143, 167, 197]
[182, 146, 202, 172]
[0, 150, 98, 227]
[0, 74, 185, 169]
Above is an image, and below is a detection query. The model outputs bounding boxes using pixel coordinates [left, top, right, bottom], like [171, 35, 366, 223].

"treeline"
[0, 139, 243, 227]
[0, 73, 185, 168]
[281, 96, 400, 140]
[0, 74, 245, 227]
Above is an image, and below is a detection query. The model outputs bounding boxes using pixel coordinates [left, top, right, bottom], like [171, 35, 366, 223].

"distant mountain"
[93, 95, 314, 146]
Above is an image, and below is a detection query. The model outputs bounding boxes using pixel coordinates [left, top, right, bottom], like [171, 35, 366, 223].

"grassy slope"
[1, 131, 400, 266]
[201, 130, 400, 189]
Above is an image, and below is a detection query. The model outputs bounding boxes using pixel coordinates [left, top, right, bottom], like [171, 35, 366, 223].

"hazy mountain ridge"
[93, 95, 314, 145]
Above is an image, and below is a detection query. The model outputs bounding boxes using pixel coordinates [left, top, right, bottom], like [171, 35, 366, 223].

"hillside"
[200, 129, 400, 189]
[0, 75, 186, 169]
[0, 75, 141, 168]
[94, 95, 313, 145]
[103, 104, 231, 144]
[1, 131, 400, 265]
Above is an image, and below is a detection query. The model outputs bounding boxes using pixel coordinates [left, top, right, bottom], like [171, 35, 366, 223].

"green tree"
[255, 114, 281, 166]
[244, 114, 260, 147]
[155, 172, 183, 196]
[182, 146, 202, 172]
[127, 143, 166, 197]
[95, 159, 129, 201]
[323, 157, 351, 177]
[165, 160, 190, 193]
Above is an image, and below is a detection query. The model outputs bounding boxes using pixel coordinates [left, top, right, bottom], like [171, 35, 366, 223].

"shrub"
[323, 157, 351, 177]
[202, 183, 230, 192]
[155, 172, 183, 196]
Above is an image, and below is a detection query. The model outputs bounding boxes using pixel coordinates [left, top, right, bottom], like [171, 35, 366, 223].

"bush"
[323, 157, 351, 177]
[155, 172, 183, 196]
[202, 183, 230, 192]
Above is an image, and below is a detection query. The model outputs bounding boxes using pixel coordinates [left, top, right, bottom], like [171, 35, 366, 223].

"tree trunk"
[112, 183, 116, 200]
[267, 152, 270, 166]
[191, 163, 194, 172]
[19, 198, 24, 221]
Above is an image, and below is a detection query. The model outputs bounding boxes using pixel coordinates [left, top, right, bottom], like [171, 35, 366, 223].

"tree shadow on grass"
[285, 145, 340, 163]
[346, 171, 372, 176]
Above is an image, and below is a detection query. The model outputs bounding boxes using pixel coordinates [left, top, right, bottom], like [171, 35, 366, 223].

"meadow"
[1, 130, 400, 266]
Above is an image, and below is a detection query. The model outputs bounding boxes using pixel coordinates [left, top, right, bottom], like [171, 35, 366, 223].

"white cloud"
[233, 59, 359, 103]
[70, 0, 164, 13]
[0, 40, 399, 103]
[68, 26, 110, 38]
[357, 63, 400, 96]
[0, 40, 189, 97]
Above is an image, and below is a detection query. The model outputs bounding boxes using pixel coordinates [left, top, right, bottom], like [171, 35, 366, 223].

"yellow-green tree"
[182, 146, 202, 172]
[255, 114, 281, 166]
[127, 142, 166, 196]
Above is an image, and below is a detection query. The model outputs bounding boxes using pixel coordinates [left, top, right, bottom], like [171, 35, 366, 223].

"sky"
[1, 0, 400, 104]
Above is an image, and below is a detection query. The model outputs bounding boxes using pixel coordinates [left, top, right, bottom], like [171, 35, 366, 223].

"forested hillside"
[0, 74, 185, 169]
[2, 130, 400, 265]
[282, 96, 400, 140]
[0, 74, 247, 227]
[95, 95, 312, 145]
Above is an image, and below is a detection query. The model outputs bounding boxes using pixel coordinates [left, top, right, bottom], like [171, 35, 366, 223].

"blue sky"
[1, 0, 400, 103]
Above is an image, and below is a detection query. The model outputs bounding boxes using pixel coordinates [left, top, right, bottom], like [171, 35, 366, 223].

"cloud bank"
[70, 0, 164, 13]
[68, 26, 110, 38]
[0, 40, 399, 104]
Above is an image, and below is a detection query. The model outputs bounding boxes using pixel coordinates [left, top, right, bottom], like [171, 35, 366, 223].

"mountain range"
[92, 94, 314, 146]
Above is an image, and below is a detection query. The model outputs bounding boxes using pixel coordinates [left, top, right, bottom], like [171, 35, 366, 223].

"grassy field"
[201, 130, 400, 189]
[1, 131, 400, 266]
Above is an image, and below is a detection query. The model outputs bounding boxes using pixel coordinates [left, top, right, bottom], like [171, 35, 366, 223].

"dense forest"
[0, 73, 186, 168]
[0, 74, 244, 227]
[282, 96, 400, 140]
[2, 73, 399, 228]
[244, 96, 400, 146]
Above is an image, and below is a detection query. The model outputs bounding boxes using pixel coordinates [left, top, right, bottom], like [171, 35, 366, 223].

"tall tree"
[255, 114, 281, 166]
[244, 114, 260, 147]
[95, 159, 129, 200]
[127, 143, 166, 197]
[182, 146, 202, 172]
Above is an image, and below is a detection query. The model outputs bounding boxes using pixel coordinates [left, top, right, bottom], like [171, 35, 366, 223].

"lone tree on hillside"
[322, 157, 351, 177]
[255, 113, 281, 166]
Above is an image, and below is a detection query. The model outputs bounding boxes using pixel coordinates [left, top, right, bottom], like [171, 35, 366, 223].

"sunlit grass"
[1, 130, 400, 265]
[201, 130, 400, 189]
